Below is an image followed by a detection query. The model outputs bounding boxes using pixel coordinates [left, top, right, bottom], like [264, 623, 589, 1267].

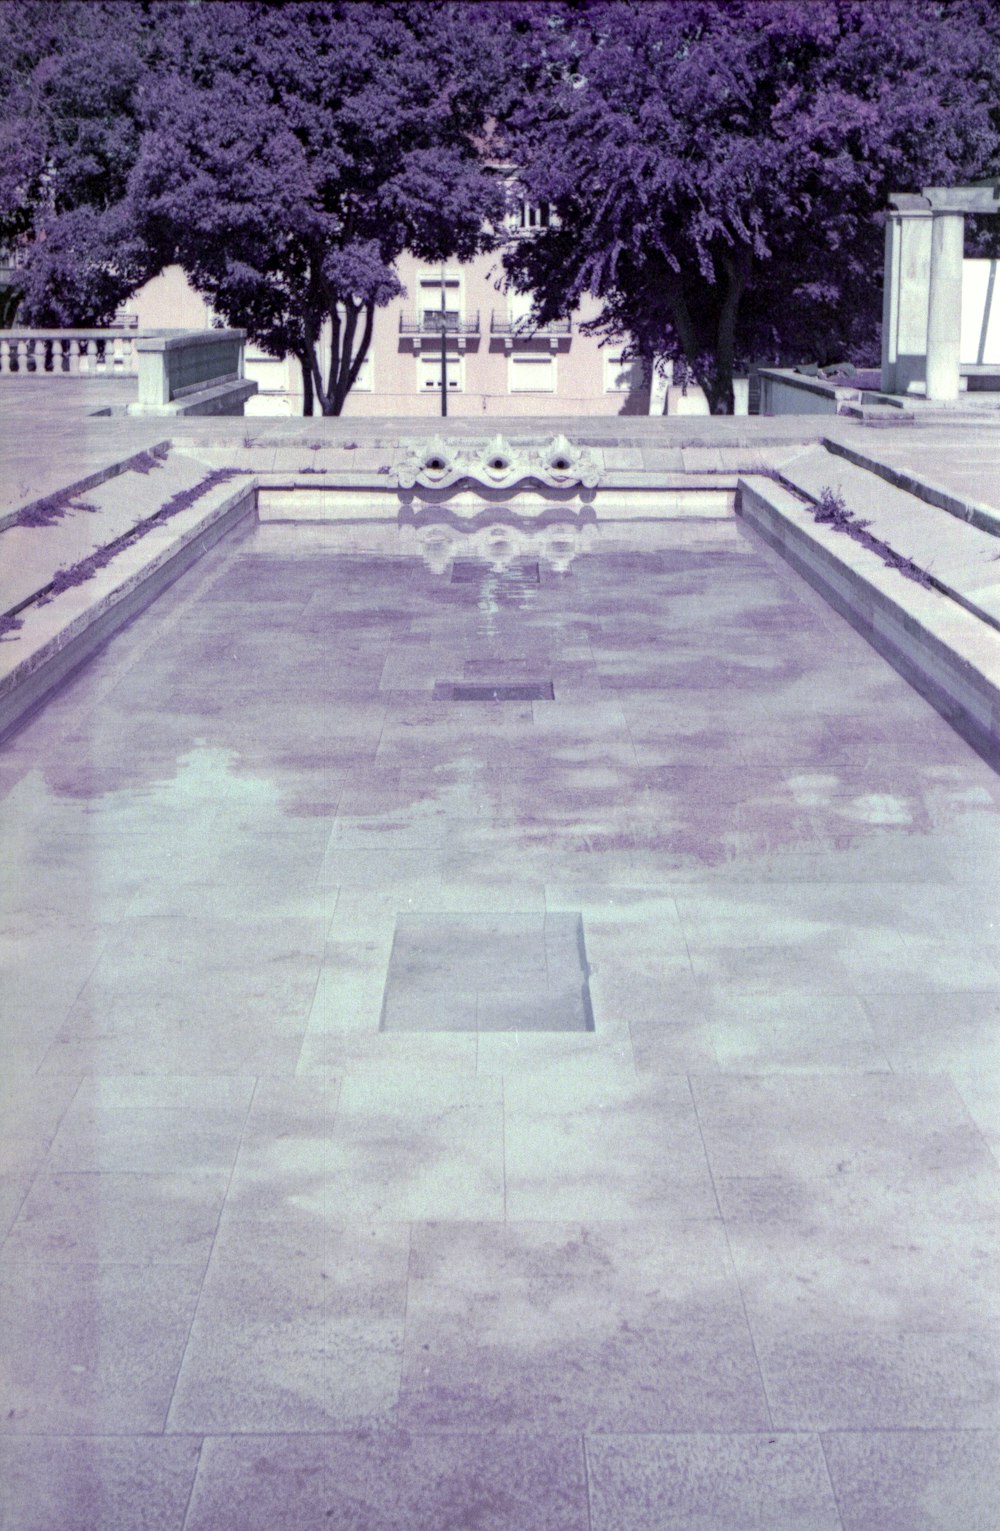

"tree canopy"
[501, 0, 1000, 411]
[129, 0, 508, 413]
[0, 0, 160, 324]
[2, 0, 1000, 412]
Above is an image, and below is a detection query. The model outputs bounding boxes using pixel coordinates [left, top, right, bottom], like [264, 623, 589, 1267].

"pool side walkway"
[1, 381, 1000, 1530]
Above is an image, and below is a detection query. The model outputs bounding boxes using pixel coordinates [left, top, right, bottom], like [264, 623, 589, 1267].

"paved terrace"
[2, 380, 1000, 1529]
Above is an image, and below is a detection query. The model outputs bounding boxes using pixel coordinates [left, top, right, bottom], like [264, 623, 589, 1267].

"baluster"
[0, 336, 9, 374]
[15, 337, 27, 373]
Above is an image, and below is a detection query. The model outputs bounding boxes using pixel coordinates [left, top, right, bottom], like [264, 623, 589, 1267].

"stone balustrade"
[0, 326, 257, 415]
[0, 329, 148, 376]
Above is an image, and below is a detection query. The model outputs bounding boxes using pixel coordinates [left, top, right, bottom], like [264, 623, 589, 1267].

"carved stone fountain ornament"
[395, 434, 601, 493]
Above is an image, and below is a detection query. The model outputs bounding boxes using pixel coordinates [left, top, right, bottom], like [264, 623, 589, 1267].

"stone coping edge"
[134, 329, 245, 352]
[823, 436, 1000, 539]
[0, 479, 257, 745]
[127, 378, 257, 417]
[0, 441, 172, 534]
[738, 474, 1000, 765]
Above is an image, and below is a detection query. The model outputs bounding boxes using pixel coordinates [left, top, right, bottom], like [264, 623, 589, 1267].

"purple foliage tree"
[0, 0, 161, 325]
[502, 0, 1000, 413]
[129, 1, 508, 414]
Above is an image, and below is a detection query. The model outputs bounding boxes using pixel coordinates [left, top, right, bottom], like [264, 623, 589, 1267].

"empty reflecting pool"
[2, 512, 1000, 1528]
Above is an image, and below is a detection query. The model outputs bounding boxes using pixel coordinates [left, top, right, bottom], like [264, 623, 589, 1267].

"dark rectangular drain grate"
[434, 680, 554, 702]
[451, 560, 540, 584]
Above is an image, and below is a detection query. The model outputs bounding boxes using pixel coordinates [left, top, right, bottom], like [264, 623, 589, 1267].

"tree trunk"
[665, 250, 750, 414]
[712, 249, 751, 414]
[328, 299, 357, 415]
[325, 299, 377, 415]
[298, 354, 314, 416]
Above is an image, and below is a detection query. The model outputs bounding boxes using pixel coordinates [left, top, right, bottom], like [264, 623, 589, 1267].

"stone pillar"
[881, 196, 932, 394]
[925, 210, 965, 402]
[136, 339, 172, 406]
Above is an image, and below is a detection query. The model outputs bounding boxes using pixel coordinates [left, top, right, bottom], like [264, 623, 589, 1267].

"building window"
[516, 202, 552, 231]
[418, 354, 463, 392]
[417, 270, 463, 330]
[604, 347, 644, 393]
[506, 287, 535, 332]
[509, 353, 556, 393]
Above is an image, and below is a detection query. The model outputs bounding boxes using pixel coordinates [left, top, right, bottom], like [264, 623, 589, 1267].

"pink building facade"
[124, 253, 654, 418]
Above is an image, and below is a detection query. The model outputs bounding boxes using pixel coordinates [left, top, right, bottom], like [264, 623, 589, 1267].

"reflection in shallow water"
[398, 515, 599, 576]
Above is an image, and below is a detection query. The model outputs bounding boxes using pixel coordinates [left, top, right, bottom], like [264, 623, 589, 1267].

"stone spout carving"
[394, 435, 601, 493]
[539, 434, 600, 489]
[396, 435, 460, 489]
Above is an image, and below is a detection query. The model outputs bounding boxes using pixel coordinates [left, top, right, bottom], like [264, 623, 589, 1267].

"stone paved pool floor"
[1, 512, 999, 1528]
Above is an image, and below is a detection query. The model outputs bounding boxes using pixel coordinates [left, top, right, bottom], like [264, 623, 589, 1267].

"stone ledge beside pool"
[738, 473, 1000, 764]
[0, 477, 257, 744]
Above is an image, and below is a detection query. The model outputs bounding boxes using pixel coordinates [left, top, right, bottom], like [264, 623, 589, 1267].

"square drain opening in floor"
[433, 679, 554, 702]
[380, 912, 593, 1032]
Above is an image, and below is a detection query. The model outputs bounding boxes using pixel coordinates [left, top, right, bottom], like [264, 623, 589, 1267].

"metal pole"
[440, 264, 447, 418]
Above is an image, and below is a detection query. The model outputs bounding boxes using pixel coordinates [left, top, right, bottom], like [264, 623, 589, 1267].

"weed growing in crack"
[811, 486, 935, 588]
[130, 445, 169, 474]
[37, 469, 249, 606]
[16, 490, 98, 528]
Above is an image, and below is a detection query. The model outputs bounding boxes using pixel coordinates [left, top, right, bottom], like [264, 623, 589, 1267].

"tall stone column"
[880, 196, 931, 395]
[925, 210, 965, 401]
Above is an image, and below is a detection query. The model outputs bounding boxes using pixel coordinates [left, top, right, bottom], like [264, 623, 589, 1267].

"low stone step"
[0, 451, 220, 618]
[824, 436, 1000, 538]
[775, 444, 1000, 632]
[0, 472, 256, 742]
[738, 473, 1000, 763]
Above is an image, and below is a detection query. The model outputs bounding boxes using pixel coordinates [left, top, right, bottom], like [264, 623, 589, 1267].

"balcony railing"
[490, 314, 572, 337]
[0, 329, 154, 377]
[399, 311, 481, 337]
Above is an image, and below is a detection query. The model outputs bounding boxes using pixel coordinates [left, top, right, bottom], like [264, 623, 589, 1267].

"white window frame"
[417, 268, 464, 330]
[508, 352, 557, 394]
[417, 353, 465, 393]
[507, 287, 535, 331]
[514, 201, 553, 232]
[604, 347, 643, 394]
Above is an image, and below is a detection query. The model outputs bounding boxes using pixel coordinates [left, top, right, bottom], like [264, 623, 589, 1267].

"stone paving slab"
[0, 379, 166, 517]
